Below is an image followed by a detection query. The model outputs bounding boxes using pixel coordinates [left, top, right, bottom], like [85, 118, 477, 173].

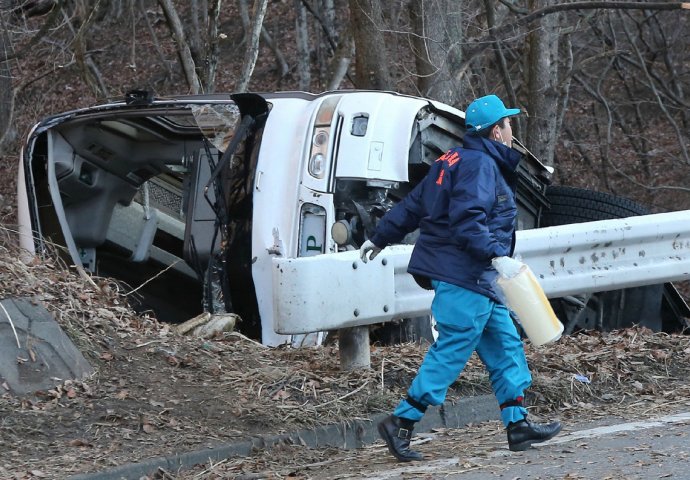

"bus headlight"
[308, 152, 326, 179]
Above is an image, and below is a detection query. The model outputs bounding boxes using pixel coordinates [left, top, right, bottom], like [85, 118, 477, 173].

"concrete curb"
[69, 394, 500, 480]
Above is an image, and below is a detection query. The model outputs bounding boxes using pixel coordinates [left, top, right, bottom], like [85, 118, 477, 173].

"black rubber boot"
[377, 415, 423, 462]
[507, 419, 562, 451]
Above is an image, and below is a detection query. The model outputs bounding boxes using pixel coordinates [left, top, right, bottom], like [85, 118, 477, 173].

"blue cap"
[465, 94, 521, 132]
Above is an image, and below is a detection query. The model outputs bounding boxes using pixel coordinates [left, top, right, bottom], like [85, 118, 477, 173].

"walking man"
[360, 94, 562, 461]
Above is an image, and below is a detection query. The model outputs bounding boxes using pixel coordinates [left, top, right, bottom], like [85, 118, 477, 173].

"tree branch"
[496, 0, 528, 15]
[457, 2, 689, 77]
[511, 1, 688, 33]
[484, 0, 519, 134]
[618, 10, 689, 164]
[158, 0, 202, 93]
[204, 0, 222, 92]
[0, 0, 64, 63]
[139, 0, 173, 81]
[300, 0, 337, 52]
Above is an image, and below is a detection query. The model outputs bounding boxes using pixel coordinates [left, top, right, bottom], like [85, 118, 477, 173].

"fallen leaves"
[142, 423, 156, 434]
[68, 438, 93, 448]
[3, 236, 690, 478]
[272, 389, 291, 401]
[524, 327, 690, 419]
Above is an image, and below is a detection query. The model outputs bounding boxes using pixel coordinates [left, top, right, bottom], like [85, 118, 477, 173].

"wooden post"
[338, 326, 370, 370]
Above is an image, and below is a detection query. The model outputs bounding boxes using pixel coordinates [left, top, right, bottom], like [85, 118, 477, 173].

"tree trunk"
[66, 0, 110, 99]
[483, 0, 522, 136]
[322, 0, 336, 32]
[294, 0, 311, 90]
[191, 0, 202, 57]
[186, 0, 206, 82]
[241, 0, 289, 81]
[299, 0, 339, 89]
[139, 0, 174, 82]
[158, 0, 202, 94]
[235, 0, 268, 92]
[555, 31, 573, 162]
[0, 12, 15, 152]
[348, 0, 391, 90]
[326, 32, 353, 90]
[525, 0, 561, 166]
[238, 0, 250, 41]
[319, 0, 337, 87]
[408, 0, 464, 106]
[204, 0, 222, 92]
[261, 27, 290, 81]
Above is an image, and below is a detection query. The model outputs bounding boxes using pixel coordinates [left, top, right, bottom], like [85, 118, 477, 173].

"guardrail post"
[338, 326, 370, 370]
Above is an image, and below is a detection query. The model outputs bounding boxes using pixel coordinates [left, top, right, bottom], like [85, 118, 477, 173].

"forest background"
[0, 0, 689, 227]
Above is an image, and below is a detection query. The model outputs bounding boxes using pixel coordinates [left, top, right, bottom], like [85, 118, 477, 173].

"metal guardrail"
[272, 210, 690, 334]
[516, 209, 690, 297]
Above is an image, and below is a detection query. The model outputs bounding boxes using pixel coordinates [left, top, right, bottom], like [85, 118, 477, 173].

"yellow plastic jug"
[493, 257, 564, 346]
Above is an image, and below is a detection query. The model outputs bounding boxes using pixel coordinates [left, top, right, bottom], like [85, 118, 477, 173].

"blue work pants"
[393, 281, 531, 427]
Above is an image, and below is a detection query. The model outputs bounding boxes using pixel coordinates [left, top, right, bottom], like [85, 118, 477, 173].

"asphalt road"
[67, 400, 690, 479]
[306, 411, 690, 479]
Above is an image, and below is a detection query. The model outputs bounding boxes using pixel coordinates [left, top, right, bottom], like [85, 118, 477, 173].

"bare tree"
[294, 0, 310, 90]
[560, 5, 690, 207]
[524, 0, 563, 166]
[482, 0, 523, 135]
[618, 11, 688, 165]
[315, 0, 335, 88]
[205, 0, 222, 92]
[138, 0, 174, 83]
[454, 1, 688, 176]
[238, 0, 289, 84]
[0, 0, 80, 210]
[1, 0, 688, 217]
[64, 0, 110, 99]
[348, 0, 391, 90]
[235, 0, 268, 92]
[158, 0, 202, 93]
[326, 28, 353, 90]
[299, 0, 348, 90]
[189, 0, 205, 57]
[0, 10, 14, 152]
[8, 0, 59, 17]
[408, 0, 465, 106]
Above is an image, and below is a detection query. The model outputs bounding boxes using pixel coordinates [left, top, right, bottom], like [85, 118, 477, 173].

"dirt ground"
[2, 237, 690, 480]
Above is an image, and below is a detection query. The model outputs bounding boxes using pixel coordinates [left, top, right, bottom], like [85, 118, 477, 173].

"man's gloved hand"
[359, 240, 382, 263]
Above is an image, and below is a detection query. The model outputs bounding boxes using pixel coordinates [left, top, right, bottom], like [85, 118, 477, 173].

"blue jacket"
[370, 135, 522, 302]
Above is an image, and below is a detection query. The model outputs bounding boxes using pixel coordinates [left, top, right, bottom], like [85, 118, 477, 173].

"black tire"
[370, 317, 435, 346]
[541, 186, 664, 332]
[541, 186, 649, 226]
